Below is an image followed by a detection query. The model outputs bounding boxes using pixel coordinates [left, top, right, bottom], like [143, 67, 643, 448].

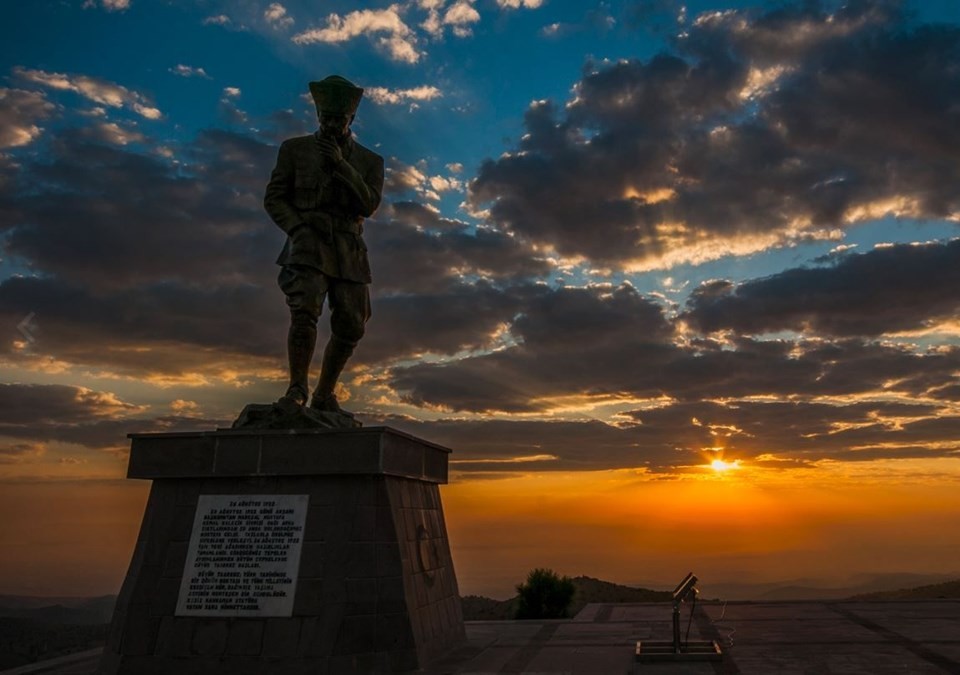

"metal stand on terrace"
[635, 572, 723, 663]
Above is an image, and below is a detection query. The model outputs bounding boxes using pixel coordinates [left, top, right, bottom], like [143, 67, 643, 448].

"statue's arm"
[264, 141, 305, 234]
[334, 153, 384, 218]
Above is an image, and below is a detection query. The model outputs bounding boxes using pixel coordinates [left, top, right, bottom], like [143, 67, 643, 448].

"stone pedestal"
[100, 427, 465, 674]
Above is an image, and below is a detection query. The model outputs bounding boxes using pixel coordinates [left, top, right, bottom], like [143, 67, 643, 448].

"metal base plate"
[635, 640, 723, 662]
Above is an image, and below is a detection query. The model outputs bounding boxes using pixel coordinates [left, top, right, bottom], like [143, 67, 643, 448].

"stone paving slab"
[7, 600, 960, 674]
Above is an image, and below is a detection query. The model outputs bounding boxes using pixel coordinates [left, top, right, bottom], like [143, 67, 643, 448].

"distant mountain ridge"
[690, 572, 960, 601]
[848, 580, 960, 600]
[462, 575, 671, 621]
[0, 596, 115, 625]
[460, 572, 960, 620]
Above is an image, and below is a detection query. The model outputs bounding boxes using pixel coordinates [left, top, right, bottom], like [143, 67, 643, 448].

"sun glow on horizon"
[711, 458, 741, 472]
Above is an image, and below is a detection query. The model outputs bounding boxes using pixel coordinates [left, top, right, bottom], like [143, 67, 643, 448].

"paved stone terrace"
[5, 600, 959, 674]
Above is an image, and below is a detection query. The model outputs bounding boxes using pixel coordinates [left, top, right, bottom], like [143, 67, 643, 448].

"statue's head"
[309, 75, 364, 140]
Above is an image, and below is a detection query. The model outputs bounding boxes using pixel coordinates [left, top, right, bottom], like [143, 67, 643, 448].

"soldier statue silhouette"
[264, 76, 384, 419]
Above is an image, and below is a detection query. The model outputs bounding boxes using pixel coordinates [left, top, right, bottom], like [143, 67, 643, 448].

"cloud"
[366, 85, 442, 106]
[0, 384, 143, 425]
[218, 93, 249, 126]
[170, 399, 201, 415]
[0, 442, 46, 464]
[367, 391, 960, 473]
[13, 67, 162, 120]
[366, 208, 551, 294]
[8, 120, 551, 395]
[0, 274, 288, 384]
[0, 88, 56, 148]
[389, 282, 678, 412]
[382, 158, 464, 201]
[83, 0, 130, 11]
[497, 0, 544, 8]
[169, 64, 211, 79]
[0, 126, 278, 290]
[384, 158, 428, 195]
[468, 2, 960, 269]
[683, 239, 960, 338]
[443, 1, 481, 37]
[0, 384, 226, 451]
[0, 117, 316, 382]
[87, 121, 146, 145]
[292, 5, 421, 64]
[0, 119, 546, 383]
[264, 2, 294, 29]
[203, 14, 231, 26]
[418, 0, 483, 38]
[386, 274, 960, 414]
[429, 175, 462, 193]
[360, 281, 529, 364]
[541, 22, 563, 37]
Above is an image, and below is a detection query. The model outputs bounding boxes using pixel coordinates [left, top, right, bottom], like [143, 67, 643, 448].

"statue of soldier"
[264, 76, 384, 417]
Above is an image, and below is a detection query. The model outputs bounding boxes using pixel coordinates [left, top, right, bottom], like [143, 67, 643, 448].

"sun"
[711, 459, 741, 472]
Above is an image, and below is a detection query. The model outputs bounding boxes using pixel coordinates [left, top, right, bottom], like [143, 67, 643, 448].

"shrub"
[514, 568, 575, 619]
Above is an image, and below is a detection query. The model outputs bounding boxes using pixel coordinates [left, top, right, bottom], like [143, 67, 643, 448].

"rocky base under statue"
[232, 397, 361, 430]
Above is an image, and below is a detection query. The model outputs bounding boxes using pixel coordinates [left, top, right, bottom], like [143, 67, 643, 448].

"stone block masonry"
[100, 427, 465, 674]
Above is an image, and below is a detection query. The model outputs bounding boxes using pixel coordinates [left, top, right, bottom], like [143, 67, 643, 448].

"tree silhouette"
[514, 568, 576, 619]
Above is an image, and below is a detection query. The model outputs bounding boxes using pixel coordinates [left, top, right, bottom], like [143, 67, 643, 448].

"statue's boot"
[310, 335, 356, 417]
[280, 313, 316, 406]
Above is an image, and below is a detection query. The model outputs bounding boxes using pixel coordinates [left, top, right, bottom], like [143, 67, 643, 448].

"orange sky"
[3, 456, 958, 599]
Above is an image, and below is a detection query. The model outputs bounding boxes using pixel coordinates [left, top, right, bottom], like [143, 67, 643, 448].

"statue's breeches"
[278, 264, 370, 344]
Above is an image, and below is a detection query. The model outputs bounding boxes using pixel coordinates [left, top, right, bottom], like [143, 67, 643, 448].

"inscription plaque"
[176, 494, 308, 617]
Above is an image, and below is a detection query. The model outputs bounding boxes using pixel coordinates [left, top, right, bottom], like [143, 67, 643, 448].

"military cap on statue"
[309, 75, 364, 116]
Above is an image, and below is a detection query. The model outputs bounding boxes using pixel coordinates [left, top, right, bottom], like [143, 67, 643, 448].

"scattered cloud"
[383, 158, 466, 201]
[264, 2, 294, 29]
[683, 239, 960, 338]
[0, 441, 46, 464]
[541, 22, 563, 36]
[0, 384, 224, 451]
[366, 209, 549, 294]
[13, 67, 162, 119]
[0, 88, 56, 148]
[443, 1, 481, 37]
[218, 89, 248, 126]
[202, 14, 231, 26]
[367, 392, 960, 473]
[169, 64, 211, 79]
[292, 6, 421, 64]
[429, 174, 462, 193]
[469, 3, 960, 269]
[82, 0, 130, 12]
[0, 126, 278, 291]
[366, 85, 442, 106]
[285, 0, 543, 55]
[497, 0, 544, 8]
[384, 267, 960, 416]
[170, 399, 202, 416]
[384, 157, 428, 194]
[88, 121, 146, 145]
[0, 384, 143, 425]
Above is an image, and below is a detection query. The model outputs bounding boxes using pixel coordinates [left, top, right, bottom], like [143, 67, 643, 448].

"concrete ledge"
[127, 427, 450, 483]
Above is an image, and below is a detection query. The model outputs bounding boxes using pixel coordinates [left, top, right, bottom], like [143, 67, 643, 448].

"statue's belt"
[303, 212, 363, 237]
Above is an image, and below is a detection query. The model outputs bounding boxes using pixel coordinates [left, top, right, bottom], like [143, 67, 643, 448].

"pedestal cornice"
[127, 426, 450, 483]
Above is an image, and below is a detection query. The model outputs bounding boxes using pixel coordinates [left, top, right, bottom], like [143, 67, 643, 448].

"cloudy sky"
[2, 0, 960, 598]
